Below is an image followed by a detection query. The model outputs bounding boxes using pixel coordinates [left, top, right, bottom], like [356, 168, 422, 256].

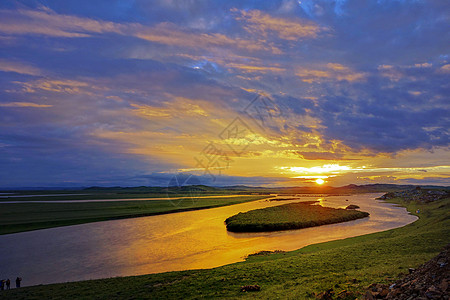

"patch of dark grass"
[245, 250, 286, 260]
[345, 204, 360, 209]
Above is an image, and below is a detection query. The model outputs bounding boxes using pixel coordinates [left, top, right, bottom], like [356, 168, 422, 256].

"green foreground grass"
[1, 197, 449, 300]
[225, 201, 369, 232]
[0, 195, 268, 235]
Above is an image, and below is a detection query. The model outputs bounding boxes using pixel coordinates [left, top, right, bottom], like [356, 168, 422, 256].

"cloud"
[414, 63, 432, 68]
[0, 59, 41, 75]
[439, 64, 450, 73]
[233, 8, 324, 41]
[296, 63, 365, 83]
[226, 62, 285, 73]
[0, 7, 283, 55]
[131, 98, 209, 119]
[0, 7, 123, 37]
[0, 102, 52, 108]
[134, 22, 279, 53]
[377, 65, 404, 81]
[18, 78, 90, 94]
[295, 151, 346, 160]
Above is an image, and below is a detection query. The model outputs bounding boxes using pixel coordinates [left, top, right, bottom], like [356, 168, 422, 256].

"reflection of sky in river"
[0, 193, 417, 286]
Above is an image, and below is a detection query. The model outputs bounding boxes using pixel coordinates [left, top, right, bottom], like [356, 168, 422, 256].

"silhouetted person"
[5, 279, 10, 290]
[0, 279, 4, 291]
[15, 277, 21, 288]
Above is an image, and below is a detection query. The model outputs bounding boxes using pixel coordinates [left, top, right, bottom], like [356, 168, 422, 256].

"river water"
[0, 193, 417, 287]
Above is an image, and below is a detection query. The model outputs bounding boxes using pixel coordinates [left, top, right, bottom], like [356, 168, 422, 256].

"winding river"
[0, 193, 417, 287]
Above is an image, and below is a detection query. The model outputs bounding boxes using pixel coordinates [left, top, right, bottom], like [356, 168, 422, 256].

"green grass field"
[225, 201, 370, 232]
[1, 196, 448, 299]
[0, 195, 268, 235]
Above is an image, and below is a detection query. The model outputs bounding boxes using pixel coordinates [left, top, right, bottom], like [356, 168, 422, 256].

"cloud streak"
[233, 8, 325, 41]
[0, 59, 41, 76]
[0, 102, 52, 108]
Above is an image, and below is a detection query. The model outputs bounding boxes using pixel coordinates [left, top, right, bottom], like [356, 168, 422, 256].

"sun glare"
[316, 178, 325, 185]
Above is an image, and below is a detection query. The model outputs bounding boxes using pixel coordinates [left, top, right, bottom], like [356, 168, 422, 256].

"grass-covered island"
[225, 201, 370, 232]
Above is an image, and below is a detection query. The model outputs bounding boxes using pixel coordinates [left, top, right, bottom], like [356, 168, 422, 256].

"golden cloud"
[0, 59, 41, 76]
[439, 64, 450, 73]
[18, 78, 90, 94]
[226, 62, 285, 73]
[296, 63, 365, 83]
[0, 102, 52, 108]
[377, 64, 404, 81]
[134, 23, 279, 53]
[233, 9, 324, 41]
[0, 7, 124, 37]
[0, 7, 285, 55]
[131, 97, 210, 120]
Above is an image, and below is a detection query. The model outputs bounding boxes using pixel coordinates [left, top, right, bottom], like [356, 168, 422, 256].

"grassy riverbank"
[1, 195, 448, 299]
[225, 201, 369, 232]
[0, 195, 268, 235]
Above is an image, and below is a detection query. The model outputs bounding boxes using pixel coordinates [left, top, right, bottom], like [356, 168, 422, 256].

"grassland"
[1, 196, 448, 299]
[225, 201, 370, 232]
[0, 195, 268, 235]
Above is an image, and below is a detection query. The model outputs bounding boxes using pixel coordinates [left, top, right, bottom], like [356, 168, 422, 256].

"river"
[0, 193, 417, 287]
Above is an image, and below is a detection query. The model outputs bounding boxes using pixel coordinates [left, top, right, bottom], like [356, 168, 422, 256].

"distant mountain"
[2, 183, 449, 194]
[217, 184, 450, 194]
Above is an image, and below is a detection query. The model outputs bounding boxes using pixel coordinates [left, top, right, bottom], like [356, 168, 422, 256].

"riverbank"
[0, 195, 268, 235]
[225, 201, 369, 232]
[1, 195, 448, 299]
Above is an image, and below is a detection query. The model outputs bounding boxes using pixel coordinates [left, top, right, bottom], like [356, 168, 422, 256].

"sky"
[0, 0, 449, 188]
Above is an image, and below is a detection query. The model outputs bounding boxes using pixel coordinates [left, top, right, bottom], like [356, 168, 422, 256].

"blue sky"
[0, 0, 449, 188]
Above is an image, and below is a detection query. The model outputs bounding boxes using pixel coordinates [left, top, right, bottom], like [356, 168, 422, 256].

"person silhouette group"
[0, 277, 21, 290]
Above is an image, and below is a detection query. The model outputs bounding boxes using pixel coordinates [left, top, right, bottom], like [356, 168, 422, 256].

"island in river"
[225, 201, 370, 232]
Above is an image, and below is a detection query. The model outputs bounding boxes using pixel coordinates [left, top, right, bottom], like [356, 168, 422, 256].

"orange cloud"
[134, 23, 279, 53]
[131, 97, 210, 120]
[233, 9, 324, 41]
[408, 91, 422, 96]
[0, 7, 283, 55]
[296, 63, 365, 83]
[0, 59, 41, 76]
[19, 78, 90, 94]
[0, 7, 124, 37]
[0, 102, 52, 108]
[439, 64, 450, 73]
[226, 62, 285, 73]
[377, 64, 404, 81]
[414, 63, 432, 68]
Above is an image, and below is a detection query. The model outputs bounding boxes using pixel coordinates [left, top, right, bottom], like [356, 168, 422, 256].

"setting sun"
[316, 178, 325, 185]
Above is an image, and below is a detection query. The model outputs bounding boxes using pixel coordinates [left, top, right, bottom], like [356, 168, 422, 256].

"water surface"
[0, 193, 417, 286]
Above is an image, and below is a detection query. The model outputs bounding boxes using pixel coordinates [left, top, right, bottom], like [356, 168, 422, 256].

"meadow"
[1, 195, 448, 299]
[0, 195, 268, 235]
[225, 201, 370, 232]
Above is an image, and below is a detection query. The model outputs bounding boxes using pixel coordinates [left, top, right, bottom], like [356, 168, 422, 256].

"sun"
[315, 178, 325, 185]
